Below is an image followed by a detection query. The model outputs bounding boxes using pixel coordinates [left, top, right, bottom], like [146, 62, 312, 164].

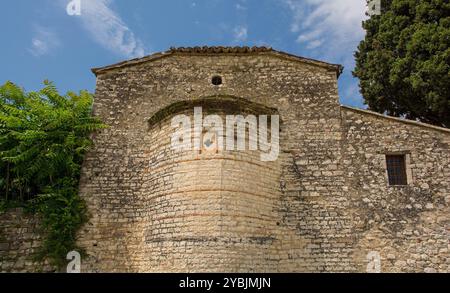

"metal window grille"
[386, 155, 407, 186]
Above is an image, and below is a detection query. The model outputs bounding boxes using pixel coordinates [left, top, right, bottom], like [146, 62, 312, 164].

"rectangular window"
[386, 155, 408, 186]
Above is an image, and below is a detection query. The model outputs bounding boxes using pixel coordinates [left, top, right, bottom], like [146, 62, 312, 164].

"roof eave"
[91, 47, 343, 77]
[341, 105, 450, 134]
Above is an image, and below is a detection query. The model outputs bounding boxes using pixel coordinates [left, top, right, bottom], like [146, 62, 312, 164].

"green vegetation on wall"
[0, 81, 106, 267]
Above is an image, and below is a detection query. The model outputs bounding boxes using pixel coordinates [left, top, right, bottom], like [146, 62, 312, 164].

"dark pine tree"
[354, 0, 450, 127]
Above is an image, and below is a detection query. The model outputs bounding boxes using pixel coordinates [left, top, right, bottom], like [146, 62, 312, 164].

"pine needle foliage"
[354, 0, 450, 127]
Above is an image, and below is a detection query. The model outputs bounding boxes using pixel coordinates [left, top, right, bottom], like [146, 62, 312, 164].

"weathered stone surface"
[342, 107, 450, 273]
[1, 47, 448, 273]
[0, 209, 53, 273]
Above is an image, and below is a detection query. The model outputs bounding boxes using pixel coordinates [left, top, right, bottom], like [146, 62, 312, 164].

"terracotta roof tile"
[92, 46, 343, 76]
[168, 46, 273, 54]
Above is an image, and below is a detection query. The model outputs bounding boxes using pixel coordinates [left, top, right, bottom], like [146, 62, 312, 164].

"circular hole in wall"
[211, 76, 223, 86]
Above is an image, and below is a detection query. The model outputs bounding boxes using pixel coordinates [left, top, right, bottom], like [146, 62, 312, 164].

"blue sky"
[0, 0, 369, 107]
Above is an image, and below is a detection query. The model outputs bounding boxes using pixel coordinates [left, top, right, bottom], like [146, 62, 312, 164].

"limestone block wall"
[139, 108, 282, 272]
[341, 107, 450, 273]
[0, 208, 52, 272]
[77, 51, 353, 272]
[3, 49, 447, 272]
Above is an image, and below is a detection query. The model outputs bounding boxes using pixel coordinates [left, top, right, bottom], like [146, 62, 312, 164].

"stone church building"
[1, 47, 449, 272]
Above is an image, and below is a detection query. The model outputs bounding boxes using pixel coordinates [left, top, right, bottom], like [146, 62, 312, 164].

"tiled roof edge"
[91, 46, 343, 76]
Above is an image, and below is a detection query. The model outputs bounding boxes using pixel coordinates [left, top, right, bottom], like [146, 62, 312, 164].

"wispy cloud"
[29, 26, 61, 57]
[75, 0, 145, 58]
[235, 3, 247, 11]
[233, 0, 248, 43]
[282, 0, 368, 106]
[283, 0, 368, 66]
[233, 25, 248, 43]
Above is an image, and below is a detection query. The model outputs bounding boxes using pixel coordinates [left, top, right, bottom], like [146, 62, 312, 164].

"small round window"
[211, 76, 223, 86]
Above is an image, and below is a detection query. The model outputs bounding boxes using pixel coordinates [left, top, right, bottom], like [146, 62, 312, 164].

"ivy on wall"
[0, 81, 106, 268]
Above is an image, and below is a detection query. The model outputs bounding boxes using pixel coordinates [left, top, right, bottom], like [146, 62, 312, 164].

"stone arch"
[147, 95, 280, 128]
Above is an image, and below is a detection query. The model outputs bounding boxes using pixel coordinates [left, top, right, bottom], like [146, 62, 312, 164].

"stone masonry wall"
[0, 208, 52, 272]
[341, 107, 450, 273]
[1, 50, 448, 273]
[139, 108, 283, 272]
[76, 51, 353, 272]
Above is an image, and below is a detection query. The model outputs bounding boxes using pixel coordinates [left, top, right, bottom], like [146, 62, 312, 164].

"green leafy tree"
[0, 81, 106, 267]
[354, 0, 450, 127]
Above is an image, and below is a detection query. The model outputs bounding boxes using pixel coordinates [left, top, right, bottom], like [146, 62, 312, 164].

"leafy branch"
[0, 81, 106, 268]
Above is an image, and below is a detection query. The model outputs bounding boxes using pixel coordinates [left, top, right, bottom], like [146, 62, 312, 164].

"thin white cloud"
[76, 0, 145, 58]
[29, 26, 61, 57]
[236, 3, 247, 11]
[283, 0, 368, 66]
[233, 1, 248, 43]
[306, 39, 324, 50]
[296, 27, 324, 43]
[233, 25, 248, 43]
